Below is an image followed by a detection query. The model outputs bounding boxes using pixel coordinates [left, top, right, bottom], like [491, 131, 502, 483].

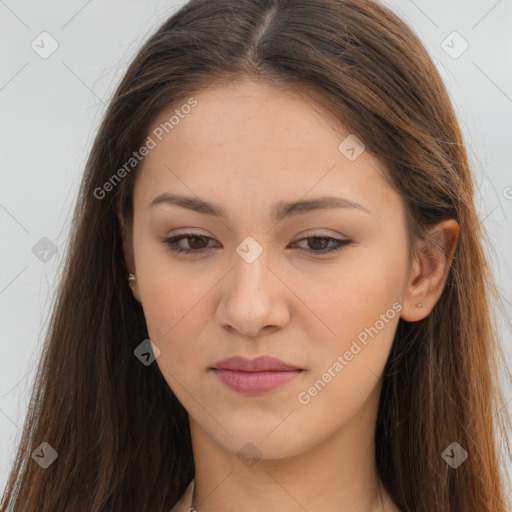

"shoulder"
[169, 478, 195, 512]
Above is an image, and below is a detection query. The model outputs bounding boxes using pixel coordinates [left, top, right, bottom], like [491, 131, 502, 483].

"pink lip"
[210, 356, 304, 394]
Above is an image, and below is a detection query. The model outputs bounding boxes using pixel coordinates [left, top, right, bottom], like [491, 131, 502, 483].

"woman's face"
[126, 78, 413, 460]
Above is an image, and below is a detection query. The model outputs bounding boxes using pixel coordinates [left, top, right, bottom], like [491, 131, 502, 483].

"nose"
[215, 246, 291, 338]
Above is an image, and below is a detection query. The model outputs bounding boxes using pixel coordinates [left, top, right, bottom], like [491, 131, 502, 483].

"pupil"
[190, 236, 207, 249]
[309, 237, 327, 250]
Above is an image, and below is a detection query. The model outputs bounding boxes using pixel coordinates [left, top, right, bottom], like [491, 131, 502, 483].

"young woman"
[2, 0, 511, 511]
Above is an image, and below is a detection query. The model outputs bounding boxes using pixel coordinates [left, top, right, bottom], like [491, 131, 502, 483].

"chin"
[218, 426, 310, 462]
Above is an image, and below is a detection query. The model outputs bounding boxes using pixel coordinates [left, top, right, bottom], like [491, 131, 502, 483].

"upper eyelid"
[166, 228, 346, 240]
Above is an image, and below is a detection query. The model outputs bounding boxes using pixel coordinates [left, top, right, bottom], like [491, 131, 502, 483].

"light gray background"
[1, 0, 511, 496]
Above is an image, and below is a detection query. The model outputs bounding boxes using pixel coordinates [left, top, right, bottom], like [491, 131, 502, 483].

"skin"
[121, 78, 459, 512]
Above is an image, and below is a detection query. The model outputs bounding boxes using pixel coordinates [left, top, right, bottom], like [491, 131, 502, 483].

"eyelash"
[163, 233, 351, 256]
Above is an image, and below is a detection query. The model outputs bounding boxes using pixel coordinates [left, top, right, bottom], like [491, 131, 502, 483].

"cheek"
[134, 237, 210, 338]
[136, 266, 226, 398]
[139, 268, 209, 396]
[296, 250, 404, 400]
[293, 280, 401, 441]
[141, 276, 209, 347]
[302, 250, 405, 343]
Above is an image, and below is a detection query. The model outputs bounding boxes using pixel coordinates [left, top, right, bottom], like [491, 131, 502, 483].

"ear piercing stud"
[416, 303, 423, 308]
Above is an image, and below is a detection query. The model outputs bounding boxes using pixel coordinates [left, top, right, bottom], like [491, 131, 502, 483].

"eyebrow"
[148, 192, 371, 220]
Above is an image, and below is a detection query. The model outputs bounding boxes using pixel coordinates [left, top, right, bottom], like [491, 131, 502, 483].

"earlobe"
[128, 273, 142, 303]
[400, 219, 459, 322]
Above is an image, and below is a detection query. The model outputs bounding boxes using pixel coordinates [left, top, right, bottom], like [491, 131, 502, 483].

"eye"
[290, 235, 351, 254]
[164, 233, 220, 254]
[163, 233, 351, 256]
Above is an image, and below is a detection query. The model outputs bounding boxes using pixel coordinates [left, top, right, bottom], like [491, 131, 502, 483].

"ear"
[118, 212, 142, 303]
[400, 219, 459, 322]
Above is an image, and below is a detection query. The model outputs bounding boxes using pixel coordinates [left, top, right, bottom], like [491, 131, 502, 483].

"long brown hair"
[2, 0, 510, 510]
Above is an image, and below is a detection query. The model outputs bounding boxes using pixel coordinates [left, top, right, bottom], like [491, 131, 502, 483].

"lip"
[212, 355, 302, 372]
[210, 356, 304, 394]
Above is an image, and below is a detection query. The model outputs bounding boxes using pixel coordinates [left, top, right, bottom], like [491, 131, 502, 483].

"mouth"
[210, 355, 304, 394]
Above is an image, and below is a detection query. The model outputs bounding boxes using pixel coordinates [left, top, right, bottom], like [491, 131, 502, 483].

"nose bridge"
[230, 237, 271, 299]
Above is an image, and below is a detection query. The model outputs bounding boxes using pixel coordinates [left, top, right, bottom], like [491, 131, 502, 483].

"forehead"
[133, 79, 402, 225]
[165, 79, 344, 149]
